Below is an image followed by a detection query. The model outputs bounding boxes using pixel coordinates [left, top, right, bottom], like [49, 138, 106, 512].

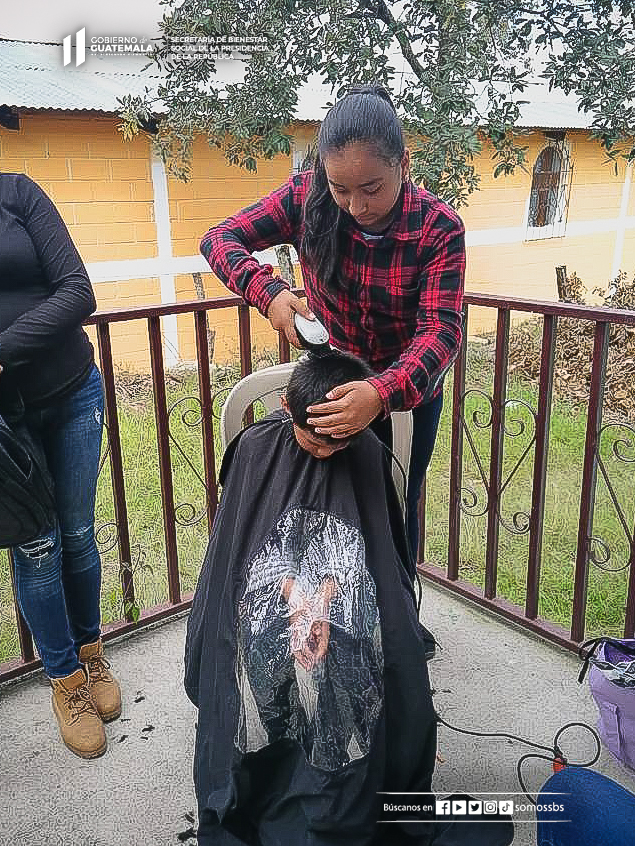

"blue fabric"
[11, 365, 105, 677]
[371, 390, 444, 558]
[537, 768, 635, 846]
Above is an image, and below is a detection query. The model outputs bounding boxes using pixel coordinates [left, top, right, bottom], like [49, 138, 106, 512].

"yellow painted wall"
[0, 111, 161, 370]
[567, 146, 624, 222]
[461, 130, 627, 227]
[627, 163, 635, 219]
[0, 112, 155, 264]
[83, 278, 163, 372]
[459, 132, 534, 232]
[622, 232, 635, 276]
[462, 130, 631, 301]
[167, 133, 302, 362]
[2, 112, 633, 370]
[291, 122, 319, 161]
[167, 134, 293, 257]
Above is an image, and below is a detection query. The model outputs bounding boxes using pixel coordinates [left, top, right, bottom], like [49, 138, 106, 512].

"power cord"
[379, 442, 423, 614]
[436, 713, 601, 805]
[373, 437, 603, 806]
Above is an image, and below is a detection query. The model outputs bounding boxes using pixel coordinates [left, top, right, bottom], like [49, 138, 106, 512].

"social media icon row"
[435, 799, 514, 816]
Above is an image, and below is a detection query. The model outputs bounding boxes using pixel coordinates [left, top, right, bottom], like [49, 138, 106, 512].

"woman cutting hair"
[201, 84, 465, 565]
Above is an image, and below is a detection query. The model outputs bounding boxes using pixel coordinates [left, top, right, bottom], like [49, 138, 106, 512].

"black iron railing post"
[194, 310, 218, 532]
[447, 304, 469, 580]
[526, 314, 557, 620]
[485, 309, 510, 600]
[572, 321, 609, 643]
[148, 315, 181, 606]
[97, 321, 135, 619]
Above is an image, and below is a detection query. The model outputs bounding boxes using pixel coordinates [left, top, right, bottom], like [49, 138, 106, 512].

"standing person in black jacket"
[0, 173, 121, 758]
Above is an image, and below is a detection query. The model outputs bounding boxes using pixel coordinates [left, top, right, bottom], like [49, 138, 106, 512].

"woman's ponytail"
[300, 154, 343, 292]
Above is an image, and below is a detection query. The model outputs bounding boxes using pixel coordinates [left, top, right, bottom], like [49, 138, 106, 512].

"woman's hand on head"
[266, 290, 315, 348]
[306, 380, 383, 438]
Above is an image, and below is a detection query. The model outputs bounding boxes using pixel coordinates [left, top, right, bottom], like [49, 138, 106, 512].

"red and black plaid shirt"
[200, 170, 465, 413]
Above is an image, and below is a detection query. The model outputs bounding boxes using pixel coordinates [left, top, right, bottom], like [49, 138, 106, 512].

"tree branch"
[360, 0, 428, 82]
[513, 6, 570, 40]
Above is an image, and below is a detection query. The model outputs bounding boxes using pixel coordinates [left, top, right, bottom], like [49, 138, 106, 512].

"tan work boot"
[50, 667, 107, 759]
[79, 639, 122, 722]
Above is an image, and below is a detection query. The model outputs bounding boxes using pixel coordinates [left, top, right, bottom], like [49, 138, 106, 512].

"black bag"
[0, 400, 56, 549]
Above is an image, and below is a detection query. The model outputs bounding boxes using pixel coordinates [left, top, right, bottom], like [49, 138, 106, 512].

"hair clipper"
[294, 312, 331, 356]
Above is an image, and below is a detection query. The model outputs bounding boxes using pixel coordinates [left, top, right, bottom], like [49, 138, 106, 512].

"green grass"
[423, 340, 633, 639]
[1, 341, 633, 664]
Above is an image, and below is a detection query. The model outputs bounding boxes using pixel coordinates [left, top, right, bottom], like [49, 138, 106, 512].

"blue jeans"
[11, 365, 105, 678]
[537, 768, 635, 846]
[370, 390, 444, 559]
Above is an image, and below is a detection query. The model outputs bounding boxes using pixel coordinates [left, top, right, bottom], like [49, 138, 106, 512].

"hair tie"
[336, 84, 396, 112]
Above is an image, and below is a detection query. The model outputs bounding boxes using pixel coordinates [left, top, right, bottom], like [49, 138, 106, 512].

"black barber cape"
[185, 410, 513, 846]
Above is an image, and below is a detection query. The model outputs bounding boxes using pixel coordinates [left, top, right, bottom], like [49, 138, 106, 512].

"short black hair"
[285, 350, 375, 437]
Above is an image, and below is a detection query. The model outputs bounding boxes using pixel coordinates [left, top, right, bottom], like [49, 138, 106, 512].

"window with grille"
[525, 136, 573, 240]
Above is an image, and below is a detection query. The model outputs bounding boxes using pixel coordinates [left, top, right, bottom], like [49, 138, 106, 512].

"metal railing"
[2, 290, 634, 682]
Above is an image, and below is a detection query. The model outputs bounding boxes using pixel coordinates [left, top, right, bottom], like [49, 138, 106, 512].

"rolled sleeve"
[200, 174, 306, 317]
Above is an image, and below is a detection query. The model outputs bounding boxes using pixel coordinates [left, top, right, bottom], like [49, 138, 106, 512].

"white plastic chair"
[219, 361, 413, 514]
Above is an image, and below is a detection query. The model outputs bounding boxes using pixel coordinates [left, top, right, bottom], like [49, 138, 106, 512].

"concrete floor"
[2, 580, 634, 846]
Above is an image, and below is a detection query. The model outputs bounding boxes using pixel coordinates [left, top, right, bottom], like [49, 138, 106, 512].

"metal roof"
[0, 39, 162, 113]
[0, 38, 593, 130]
[294, 75, 592, 129]
[495, 85, 592, 130]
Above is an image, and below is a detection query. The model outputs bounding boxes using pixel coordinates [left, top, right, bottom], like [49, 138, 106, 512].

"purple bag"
[579, 638, 635, 771]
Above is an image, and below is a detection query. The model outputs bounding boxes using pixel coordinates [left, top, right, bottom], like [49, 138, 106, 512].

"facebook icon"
[435, 799, 452, 816]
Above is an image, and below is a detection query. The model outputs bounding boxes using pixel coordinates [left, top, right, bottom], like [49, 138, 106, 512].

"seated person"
[185, 350, 513, 846]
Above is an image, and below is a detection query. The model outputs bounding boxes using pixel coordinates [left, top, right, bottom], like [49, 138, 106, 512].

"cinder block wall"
[168, 133, 300, 365]
[0, 112, 294, 368]
[0, 112, 159, 369]
[461, 130, 628, 335]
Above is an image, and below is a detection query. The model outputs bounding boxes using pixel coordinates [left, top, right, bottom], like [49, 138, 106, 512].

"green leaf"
[126, 0, 635, 195]
[124, 600, 141, 624]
